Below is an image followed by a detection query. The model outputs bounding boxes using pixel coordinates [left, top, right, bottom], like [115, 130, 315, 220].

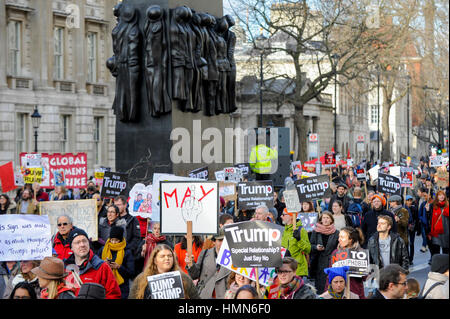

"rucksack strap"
[420, 281, 444, 299]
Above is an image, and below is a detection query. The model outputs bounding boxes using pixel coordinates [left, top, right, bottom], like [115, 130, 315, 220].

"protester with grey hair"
[252, 205, 270, 222]
[52, 215, 75, 260]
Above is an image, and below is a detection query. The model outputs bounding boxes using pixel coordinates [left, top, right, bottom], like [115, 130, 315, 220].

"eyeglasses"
[395, 281, 407, 286]
[57, 223, 69, 227]
[276, 269, 293, 274]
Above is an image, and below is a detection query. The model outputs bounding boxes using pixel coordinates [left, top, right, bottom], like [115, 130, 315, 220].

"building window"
[60, 115, 70, 153]
[370, 105, 379, 124]
[8, 20, 22, 76]
[93, 117, 102, 165]
[87, 32, 97, 83]
[16, 113, 28, 163]
[54, 27, 64, 79]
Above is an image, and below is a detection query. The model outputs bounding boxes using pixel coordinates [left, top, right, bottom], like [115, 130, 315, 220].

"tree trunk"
[294, 109, 308, 162]
[381, 99, 391, 161]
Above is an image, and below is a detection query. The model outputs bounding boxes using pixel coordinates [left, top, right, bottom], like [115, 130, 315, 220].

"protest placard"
[160, 181, 218, 235]
[356, 167, 366, 181]
[331, 248, 370, 276]
[214, 170, 225, 181]
[429, 155, 445, 167]
[39, 199, 98, 240]
[100, 171, 128, 198]
[147, 271, 185, 299]
[188, 166, 209, 180]
[298, 213, 318, 232]
[94, 167, 111, 187]
[400, 167, 414, 188]
[224, 167, 242, 182]
[223, 221, 283, 268]
[20, 152, 87, 188]
[377, 173, 402, 196]
[324, 151, 336, 168]
[129, 183, 152, 218]
[237, 181, 274, 210]
[291, 161, 302, 175]
[294, 175, 331, 202]
[283, 189, 302, 213]
[216, 236, 287, 287]
[0, 214, 52, 261]
[234, 163, 251, 176]
[368, 164, 380, 181]
[53, 169, 65, 186]
[23, 167, 43, 184]
[436, 168, 449, 189]
[389, 166, 401, 177]
[0, 161, 16, 193]
[23, 153, 42, 168]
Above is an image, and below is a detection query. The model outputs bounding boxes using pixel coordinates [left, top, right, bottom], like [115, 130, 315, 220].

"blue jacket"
[418, 202, 432, 229]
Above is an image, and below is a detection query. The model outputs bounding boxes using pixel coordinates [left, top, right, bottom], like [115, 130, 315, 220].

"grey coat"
[186, 247, 231, 299]
[98, 217, 127, 245]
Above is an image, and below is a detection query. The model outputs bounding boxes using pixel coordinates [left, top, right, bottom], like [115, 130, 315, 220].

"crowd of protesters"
[0, 155, 448, 300]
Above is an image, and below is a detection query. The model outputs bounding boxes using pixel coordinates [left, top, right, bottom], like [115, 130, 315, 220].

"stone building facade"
[0, 0, 116, 180]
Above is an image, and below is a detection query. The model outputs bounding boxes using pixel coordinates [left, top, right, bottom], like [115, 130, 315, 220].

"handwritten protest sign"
[217, 236, 286, 287]
[223, 221, 283, 268]
[0, 214, 52, 261]
[147, 271, 185, 299]
[100, 171, 128, 198]
[295, 175, 331, 202]
[160, 181, 218, 235]
[39, 199, 98, 240]
[377, 173, 401, 196]
[283, 189, 302, 213]
[368, 165, 380, 181]
[129, 183, 153, 218]
[331, 248, 370, 276]
[436, 168, 449, 188]
[237, 181, 274, 210]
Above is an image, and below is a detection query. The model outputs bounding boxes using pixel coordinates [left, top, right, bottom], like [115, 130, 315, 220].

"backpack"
[347, 201, 363, 227]
[416, 281, 444, 299]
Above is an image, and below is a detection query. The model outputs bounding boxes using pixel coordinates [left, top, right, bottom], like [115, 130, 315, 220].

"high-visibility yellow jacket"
[249, 144, 278, 174]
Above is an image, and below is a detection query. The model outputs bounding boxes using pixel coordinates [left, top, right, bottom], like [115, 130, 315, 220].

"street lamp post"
[377, 68, 380, 161]
[331, 54, 340, 152]
[31, 106, 41, 153]
[255, 34, 268, 128]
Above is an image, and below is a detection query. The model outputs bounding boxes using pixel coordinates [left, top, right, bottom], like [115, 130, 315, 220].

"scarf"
[314, 223, 336, 235]
[279, 276, 304, 299]
[327, 284, 345, 299]
[102, 239, 127, 285]
[144, 233, 167, 268]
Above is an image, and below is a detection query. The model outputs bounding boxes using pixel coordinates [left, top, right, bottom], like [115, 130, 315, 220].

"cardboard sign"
[217, 236, 286, 287]
[39, 199, 98, 241]
[237, 181, 274, 210]
[429, 156, 445, 167]
[298, 213, 318, 232]
[400, 167, 414, 188]
[188, 166, 209, 180]
[295, 175, 331, 202]
[356, 167, 366, 181]
[160, 181, 218, 235]
[0, 214, 52, 261]
[283, 189, 302, 213]
[436, 168, 449, 188]
[129, 183, 153, 219]
[100, 171, 128, 198]
[147, 271, 185, 299]
[377, 173, 401, 196]
[331, 248, 370, 276]
[20, 152, 87, 188]
[223, 221, 283, 268]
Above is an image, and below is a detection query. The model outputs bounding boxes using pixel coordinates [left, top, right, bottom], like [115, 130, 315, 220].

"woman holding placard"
[129, 244, 199, 299]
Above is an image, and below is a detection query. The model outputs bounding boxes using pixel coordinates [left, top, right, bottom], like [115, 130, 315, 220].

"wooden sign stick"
[254, 267, 262, 298]
[346, 273, 351, 299]
[403, 187, 407, 206]
[187, 220, 193, 264]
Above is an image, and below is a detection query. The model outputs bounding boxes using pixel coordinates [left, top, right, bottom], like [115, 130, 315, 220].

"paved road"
[408, 234, 432, 290]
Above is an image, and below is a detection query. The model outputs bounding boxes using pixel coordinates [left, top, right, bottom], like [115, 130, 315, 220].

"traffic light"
[437, 144, 443, 155]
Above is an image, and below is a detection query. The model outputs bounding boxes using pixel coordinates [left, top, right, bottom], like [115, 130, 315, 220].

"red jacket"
[64, 250, 121, 299]
[53, 232, 73, 260]
[430, 202, 449, 238]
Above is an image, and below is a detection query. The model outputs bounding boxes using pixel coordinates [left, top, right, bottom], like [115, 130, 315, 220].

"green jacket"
[281, 220, 311, 277]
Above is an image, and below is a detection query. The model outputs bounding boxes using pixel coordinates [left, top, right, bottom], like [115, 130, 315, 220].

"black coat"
[361, 208, 397, 248]
[120, 213, 141, 255]
[367, 232, 409, 271]
[309, 230, 339, 294]
[370, 289, 386, 299]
